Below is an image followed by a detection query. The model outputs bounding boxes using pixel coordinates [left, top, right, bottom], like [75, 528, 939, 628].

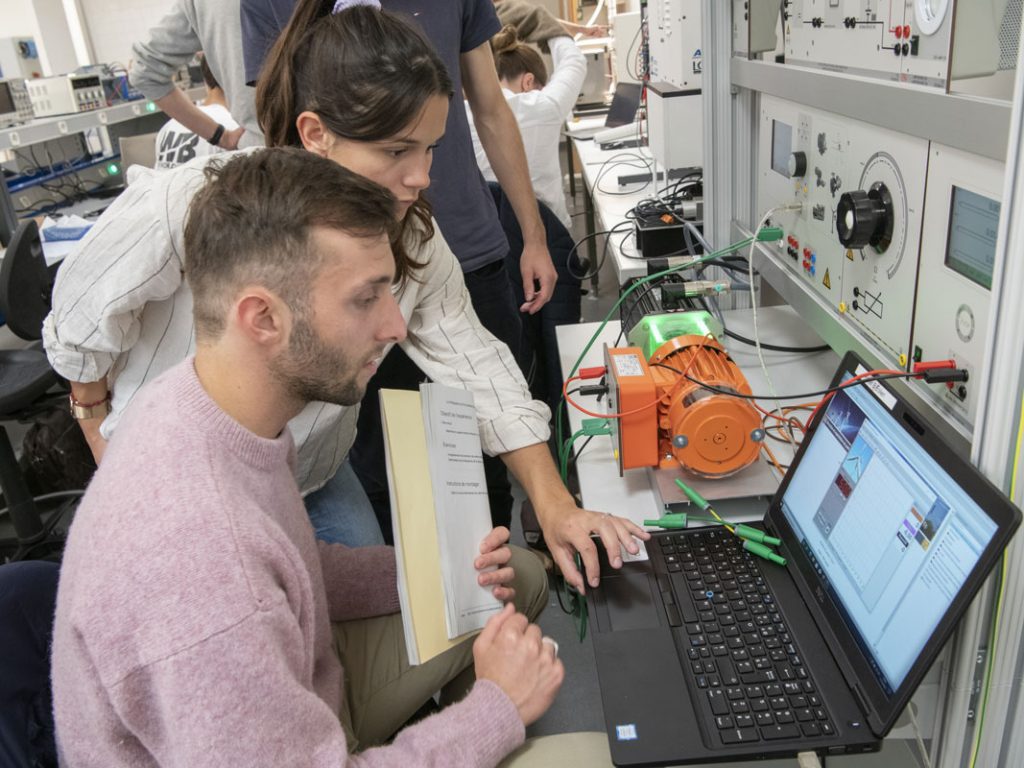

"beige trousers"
[332, 545, 550, 750]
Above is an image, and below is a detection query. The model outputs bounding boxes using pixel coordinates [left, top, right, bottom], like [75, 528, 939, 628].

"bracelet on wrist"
[69, 392, 111, 421]
[208, 123, 226, 147]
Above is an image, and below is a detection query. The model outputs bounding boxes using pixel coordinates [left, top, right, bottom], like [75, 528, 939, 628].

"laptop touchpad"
[601, 571, 661, 631]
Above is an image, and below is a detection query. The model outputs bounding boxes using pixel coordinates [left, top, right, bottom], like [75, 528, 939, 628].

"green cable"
[559, 429, 587, 482]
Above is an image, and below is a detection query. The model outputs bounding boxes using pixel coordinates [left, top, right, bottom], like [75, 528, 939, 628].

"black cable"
[650, 363, 915, 401]
[703, 259, 754, 275]
[625, 23, 643, 80]
[567, 220, 634, 281]
[614, 282, 659, 346]
[567, 435, 594, 469]
[723, 328, 831, 354]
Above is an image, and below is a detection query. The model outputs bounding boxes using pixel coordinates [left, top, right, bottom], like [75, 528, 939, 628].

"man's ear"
[234, 288, 290, 349]
[295, 111, 333, 156]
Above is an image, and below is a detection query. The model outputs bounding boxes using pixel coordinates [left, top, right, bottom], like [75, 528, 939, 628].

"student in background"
[240, 0, 559, 534]
[131, 0, 259, 149]
[468, 4, 586, 230]
[154, 54, 239, 169]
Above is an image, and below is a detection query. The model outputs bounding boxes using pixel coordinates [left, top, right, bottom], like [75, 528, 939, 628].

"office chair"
[0, 220, 80, 562]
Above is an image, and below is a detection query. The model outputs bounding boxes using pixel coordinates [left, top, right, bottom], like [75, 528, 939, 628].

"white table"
[571, 132, 706, 284]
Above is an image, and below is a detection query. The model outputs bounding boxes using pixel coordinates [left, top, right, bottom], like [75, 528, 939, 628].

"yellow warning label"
[822, 268, 832, 290]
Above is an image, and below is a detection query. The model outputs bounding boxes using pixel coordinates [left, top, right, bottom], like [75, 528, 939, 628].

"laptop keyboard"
[653, 529, 836, 745]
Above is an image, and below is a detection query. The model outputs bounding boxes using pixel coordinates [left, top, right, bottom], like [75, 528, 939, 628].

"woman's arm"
[538, 36, 587, 118]
[42, 163, 206, 455]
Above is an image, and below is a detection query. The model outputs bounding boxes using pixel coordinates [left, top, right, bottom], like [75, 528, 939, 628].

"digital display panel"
[0, 82, 15, 115]
[944, 186, 1000, 290]
[771, 119, 792, 177]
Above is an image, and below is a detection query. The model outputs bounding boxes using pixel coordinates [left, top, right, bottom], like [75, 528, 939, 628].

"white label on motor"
[613, 354, 644, 378]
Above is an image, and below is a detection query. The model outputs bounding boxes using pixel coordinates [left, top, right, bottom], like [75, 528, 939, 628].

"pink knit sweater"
[52, 360, 524, 766]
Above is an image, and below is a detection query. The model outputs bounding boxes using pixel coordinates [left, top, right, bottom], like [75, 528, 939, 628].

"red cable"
[805, 369, 905, 428]
[562, 375, 662, 419]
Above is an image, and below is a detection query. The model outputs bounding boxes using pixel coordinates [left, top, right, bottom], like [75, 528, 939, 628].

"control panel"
[910, 144, 1003, 430]
[733, 0, 750, 58]
[26, 75, 106, 118]
[783, 0, 954, 88]
[757, 94, 929, 364]
[646, 0, 703, 90]
[0, 78, 33, 126]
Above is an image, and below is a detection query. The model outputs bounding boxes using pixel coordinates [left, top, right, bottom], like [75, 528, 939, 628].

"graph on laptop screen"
[779, 379, 997, 695]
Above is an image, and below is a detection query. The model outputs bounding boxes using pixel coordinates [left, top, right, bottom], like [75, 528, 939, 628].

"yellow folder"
[380, 388, 465, 665]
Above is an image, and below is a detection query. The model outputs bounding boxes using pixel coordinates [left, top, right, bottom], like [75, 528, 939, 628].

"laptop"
[587, 350, 1021, 765]
[566, 82, 643, 139]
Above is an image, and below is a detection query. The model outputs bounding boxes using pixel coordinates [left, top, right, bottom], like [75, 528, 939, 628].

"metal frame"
[706, 2, 1024, 766]
[731, 58, 1012, 162]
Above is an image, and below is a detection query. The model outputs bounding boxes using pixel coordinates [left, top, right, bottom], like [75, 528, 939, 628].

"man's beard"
[269, 313, 367, 407]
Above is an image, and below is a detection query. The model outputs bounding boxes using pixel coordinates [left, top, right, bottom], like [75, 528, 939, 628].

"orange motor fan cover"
[646, 335, 762, 477]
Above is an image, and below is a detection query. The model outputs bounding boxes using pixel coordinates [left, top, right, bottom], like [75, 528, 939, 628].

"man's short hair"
[184, 148, 399, 340]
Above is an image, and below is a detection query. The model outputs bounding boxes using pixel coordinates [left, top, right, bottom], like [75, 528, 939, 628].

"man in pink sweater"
[52, 148, 563, 767]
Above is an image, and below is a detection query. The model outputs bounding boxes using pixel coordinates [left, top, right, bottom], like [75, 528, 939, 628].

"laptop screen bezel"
[763, 350, 1020, 736]
[604, 82, 642, 128]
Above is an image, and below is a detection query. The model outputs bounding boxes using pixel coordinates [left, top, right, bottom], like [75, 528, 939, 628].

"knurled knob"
[836, 183, 893, 251]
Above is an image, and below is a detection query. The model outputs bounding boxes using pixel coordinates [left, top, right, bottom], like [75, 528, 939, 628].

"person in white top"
[154, 53, 240, 170]
[467, 18, 585, 230]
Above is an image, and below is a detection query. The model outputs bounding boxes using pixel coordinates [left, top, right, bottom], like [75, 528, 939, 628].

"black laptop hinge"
[851, 684, 871, 718]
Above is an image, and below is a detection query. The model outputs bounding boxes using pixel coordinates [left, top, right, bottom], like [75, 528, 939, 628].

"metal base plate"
[648, 453, 781, 522]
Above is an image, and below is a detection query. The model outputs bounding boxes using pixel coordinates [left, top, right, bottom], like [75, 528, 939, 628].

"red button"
[894, 26, 902, 39]
[903, 25, 911, 38]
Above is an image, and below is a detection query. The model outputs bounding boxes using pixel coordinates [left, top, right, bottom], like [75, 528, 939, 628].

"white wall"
[32, 0, 79, 74]
[76, 0, 170, 68]
[0, 0, 39, 36]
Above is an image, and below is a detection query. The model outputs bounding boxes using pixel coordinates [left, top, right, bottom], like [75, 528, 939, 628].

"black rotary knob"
[787, 151, 807, 178]
[836, 182, 893, 251]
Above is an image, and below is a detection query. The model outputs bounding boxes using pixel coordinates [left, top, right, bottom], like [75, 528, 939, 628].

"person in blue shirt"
[241, 0, 558, 535]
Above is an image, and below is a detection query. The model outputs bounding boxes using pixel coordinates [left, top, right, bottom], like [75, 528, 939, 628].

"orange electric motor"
[598, 323, 768, 480]
[648, 334, 763, 477]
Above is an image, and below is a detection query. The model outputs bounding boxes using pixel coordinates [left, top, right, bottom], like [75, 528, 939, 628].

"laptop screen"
[605, 82, 642, 128]
[777, 375, 998, 695]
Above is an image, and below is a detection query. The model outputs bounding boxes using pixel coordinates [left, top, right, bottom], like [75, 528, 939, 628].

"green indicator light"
[146, 101, 157, 112]
[107, 163, 119, 175]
